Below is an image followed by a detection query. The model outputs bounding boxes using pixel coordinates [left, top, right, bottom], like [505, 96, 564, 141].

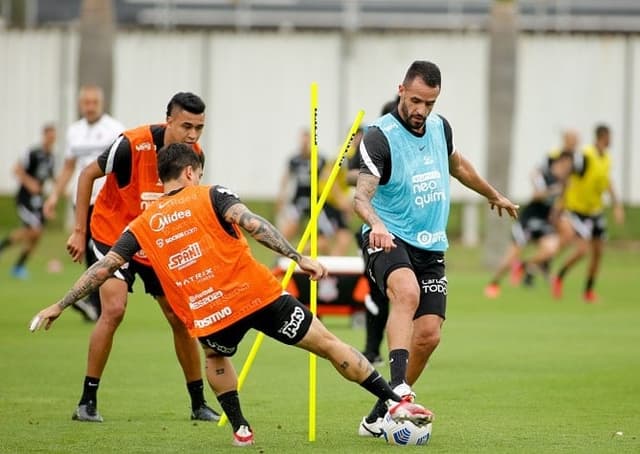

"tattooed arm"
[29, 251, 127, 332]
[353, 173, 396, 252]
[223, 202, 327, 280]
[225, 202, 302, 261]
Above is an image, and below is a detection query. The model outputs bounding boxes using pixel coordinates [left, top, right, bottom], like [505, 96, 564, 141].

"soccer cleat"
[484, 283, 500, 299]
[358, 416, 384, 438]
[509, 261, 524, 285]
[392, 382, 416, 402]
[72, 299, 99, 322]
[11, 265, 28, 280]
[232, 425, 254, 447]
[583, 290, 598, 303]
[72, 401, 104, 422]
[551, 276, 563, 299]
[387, 397, 434, 427]
[191, 403, 221, 421]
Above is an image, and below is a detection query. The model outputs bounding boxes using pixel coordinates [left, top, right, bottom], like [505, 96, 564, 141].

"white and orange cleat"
[387, 383, 433, 427]
[232, 425, 254, 447]
[387, 398, 434, 427]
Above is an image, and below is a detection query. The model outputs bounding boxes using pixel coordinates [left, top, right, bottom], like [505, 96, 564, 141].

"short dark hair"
[157, 143, 204, 183]
[595, 124, 610, 139]
[403, 61, 441, 88]
[166, 92, 206, 117]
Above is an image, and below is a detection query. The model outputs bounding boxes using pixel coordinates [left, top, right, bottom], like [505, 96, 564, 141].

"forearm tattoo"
[227, 204, 302, 262]
[354, 175, 383, 227]
[57, 253, 124, 309]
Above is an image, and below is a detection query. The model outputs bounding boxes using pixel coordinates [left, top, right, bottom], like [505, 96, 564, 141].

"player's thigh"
[363, 236, 414, 299]
[387, 268, 421, 305]
[98, 277, 129, 317]
[538, 234, 559, 255]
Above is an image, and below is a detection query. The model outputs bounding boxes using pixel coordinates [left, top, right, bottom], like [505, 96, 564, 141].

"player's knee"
[164, 310, 185, 331]
[389, 286, 420, 311]
[413, 329, 441, 353]
[99, 302, 126, 325]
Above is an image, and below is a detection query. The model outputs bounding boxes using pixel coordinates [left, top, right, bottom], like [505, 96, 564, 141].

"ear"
[184, 165, 194, 181]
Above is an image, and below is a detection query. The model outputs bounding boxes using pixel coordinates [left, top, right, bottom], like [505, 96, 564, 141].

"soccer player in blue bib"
[354, 61, 519, 437]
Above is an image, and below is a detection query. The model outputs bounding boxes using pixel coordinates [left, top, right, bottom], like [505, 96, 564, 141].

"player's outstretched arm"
[29, 251, 126, 332]
[449, 150, 519, 219]
[223, 202, 327, 280]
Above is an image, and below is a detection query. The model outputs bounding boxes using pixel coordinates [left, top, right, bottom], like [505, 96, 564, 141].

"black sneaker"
[72, 401, 103, 422]
[191, 403, 221, 421]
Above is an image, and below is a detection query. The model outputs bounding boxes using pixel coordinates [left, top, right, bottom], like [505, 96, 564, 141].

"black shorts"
[323, 203, 349, 230]
[567, 211, 606, 240]
[92, 240, 165, 296]
[198, 294, 313, 356]
[16, 196, 45, 229]
[283, 198, 338, 237]
[362, 235, 446, 320]
[511, 203, 554, 246]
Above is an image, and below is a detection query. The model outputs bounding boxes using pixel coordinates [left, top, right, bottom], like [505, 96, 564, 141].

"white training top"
[65, 113, 125, 205]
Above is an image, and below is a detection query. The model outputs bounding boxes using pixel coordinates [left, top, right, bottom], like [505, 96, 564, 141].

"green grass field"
[0, 229, 639, 453]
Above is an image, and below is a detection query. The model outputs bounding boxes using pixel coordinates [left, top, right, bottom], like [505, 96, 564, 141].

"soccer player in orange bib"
[31, 143, 434, 447]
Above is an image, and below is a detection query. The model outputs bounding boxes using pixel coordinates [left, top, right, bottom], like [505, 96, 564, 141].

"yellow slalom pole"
[308, 82, 319, 442]
[217, 109, 365, 428]
[296, 110, 365, 251]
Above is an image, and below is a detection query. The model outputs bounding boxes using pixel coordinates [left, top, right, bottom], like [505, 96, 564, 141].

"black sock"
[363, 310, 380, 357]
[558, 266, 569, 279]
[585, 277, 595, 292]
[217, 391, 249, 432]
[79, 376, 100, 405]
[0, 237, 10, 252]
[365, 398, 389, 423]
[388, 349, 409, 388]
[360, 370, 397, 403]
[187, 379, 206, 410]
[15, 250, 30, 268]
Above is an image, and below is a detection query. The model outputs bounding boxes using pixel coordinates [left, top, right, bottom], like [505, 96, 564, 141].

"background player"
[551, 124, 625, 302]
[0, 124, 56, 279]
[484, 150, 574, 297]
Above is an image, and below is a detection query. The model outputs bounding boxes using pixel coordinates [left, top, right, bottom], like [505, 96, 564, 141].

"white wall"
[0, 30, 64, 190]
[0, 29, 638, 205]
[205, 32, 342, 195]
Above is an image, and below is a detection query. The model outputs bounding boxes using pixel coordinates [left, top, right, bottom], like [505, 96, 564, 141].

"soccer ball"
[381, 411, 432, 446]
